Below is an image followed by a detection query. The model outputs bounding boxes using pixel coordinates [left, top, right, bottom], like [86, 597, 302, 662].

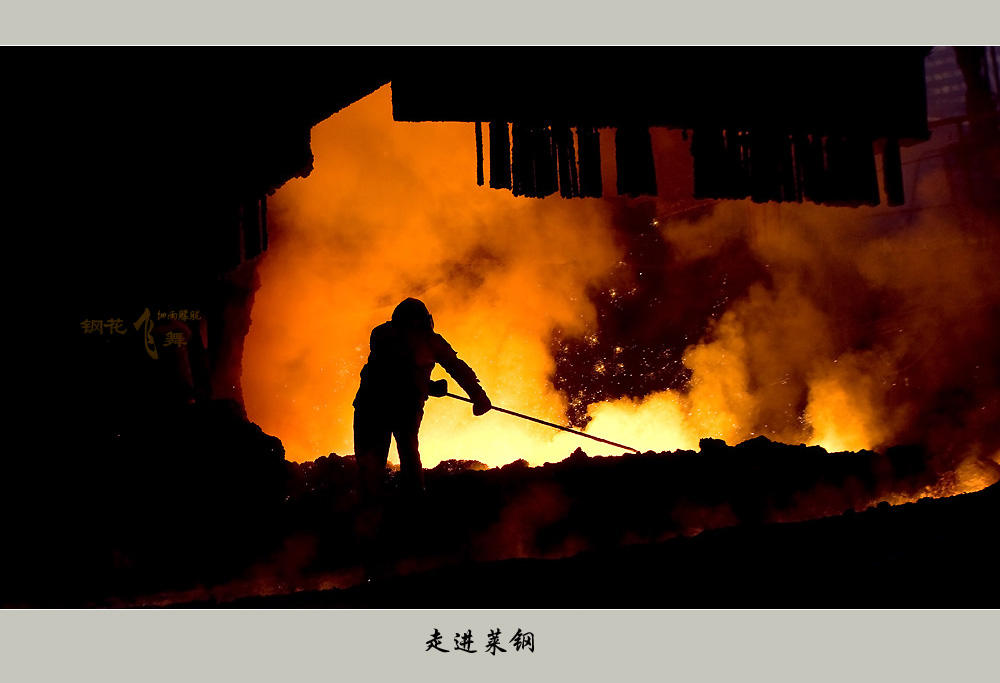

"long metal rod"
[444, 392, 640, 453]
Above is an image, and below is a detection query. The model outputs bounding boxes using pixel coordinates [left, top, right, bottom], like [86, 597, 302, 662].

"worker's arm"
[435, 336, 491, 415]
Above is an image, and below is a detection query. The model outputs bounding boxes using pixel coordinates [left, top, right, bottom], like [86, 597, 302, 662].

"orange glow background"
[242, 86, 1000, 496]
[243, 86, 622, 466]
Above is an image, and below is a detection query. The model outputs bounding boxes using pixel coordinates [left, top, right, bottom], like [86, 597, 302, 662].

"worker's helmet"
[392, 298, 434, 331]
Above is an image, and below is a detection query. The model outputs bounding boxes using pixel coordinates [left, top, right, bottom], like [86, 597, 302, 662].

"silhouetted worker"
[353, 298, 492, 501]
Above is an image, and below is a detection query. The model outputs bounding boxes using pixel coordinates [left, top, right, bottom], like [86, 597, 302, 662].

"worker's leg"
[393, 405, 426, 498]
[354, 406, 392, 576]
[354, 406, 392, 501]
[388, 405, 426, 559]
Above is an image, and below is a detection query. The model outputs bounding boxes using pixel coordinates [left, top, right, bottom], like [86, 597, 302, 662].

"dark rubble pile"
[274, 435, 950, 584]
[9, 427, 995, 608]
[225, 436, 1000, 608]
[4, 400, 287, 607]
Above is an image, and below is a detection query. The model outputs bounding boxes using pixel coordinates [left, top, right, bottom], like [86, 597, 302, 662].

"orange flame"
[243, 85, 1000, 499]
[243, 86, 622, 465]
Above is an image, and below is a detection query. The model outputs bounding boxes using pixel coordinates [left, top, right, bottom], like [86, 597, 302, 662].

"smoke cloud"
[243, 85, 1000, 497]
[243, 86, 622, 465]
[585, 195, 1000, 465]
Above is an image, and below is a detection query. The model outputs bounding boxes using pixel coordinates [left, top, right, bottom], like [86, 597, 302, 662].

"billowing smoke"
[243, 85, 623, 465]
[243, 84, 1000, 497]
[581, 192, 1000, 491]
